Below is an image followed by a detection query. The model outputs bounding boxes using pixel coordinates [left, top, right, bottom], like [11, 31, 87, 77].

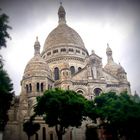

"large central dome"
[42, 4, 86, 53]
[41, 4, 88, 77]
[43, 24, 85, 51]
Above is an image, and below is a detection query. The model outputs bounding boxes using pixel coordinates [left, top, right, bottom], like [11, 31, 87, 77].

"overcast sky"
[0, 0, 140, 95]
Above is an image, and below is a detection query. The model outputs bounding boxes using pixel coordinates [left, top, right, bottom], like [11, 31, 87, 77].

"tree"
[0, 10, 13, 140]
[23, 117, 40, 140]
[0, 66, 14, 138]
[0, 10, 12, 65]
[90, 92, 140, 140]
[34, 88, 87, 140]
[0, 10, 11, 49]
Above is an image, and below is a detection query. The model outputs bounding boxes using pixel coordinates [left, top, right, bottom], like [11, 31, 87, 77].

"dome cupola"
[58, 2, 66, 24]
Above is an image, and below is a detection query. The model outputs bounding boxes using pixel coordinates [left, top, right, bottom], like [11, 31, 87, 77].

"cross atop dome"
[58, 2, 66, 24]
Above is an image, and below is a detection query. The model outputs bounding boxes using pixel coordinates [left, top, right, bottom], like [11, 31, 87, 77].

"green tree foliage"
[0, 67, 14, 131]
[90, 92, 140, 140]
[0, 10, 13, 140]
[23, 117, 40, 140]
[0, 10, 12, 66]
[34, 88, 87, 140]
[0, 10, 11, 49]
[85, 100, 98, 122]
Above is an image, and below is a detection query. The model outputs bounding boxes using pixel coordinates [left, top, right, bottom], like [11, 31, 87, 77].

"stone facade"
[3, 4, 131, 140]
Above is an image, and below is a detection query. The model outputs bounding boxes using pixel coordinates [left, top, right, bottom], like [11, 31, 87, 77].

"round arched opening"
[77, 90, 84, 95]
[93, 88, 102, 96]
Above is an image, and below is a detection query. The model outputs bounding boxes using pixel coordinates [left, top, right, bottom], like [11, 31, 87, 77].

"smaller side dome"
[117, 63, 127, 81]
[104, 62, 121, 76]
[117, 63, 126, 73]
[23, 56, 51, 79]
[23, 38, 52, 79]
[104, 44, 121, 76]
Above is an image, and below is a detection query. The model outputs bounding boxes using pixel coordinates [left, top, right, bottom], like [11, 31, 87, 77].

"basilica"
[4, 4, 131, 140]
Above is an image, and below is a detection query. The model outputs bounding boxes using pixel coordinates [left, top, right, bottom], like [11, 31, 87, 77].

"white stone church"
[4, 4, 131, 140]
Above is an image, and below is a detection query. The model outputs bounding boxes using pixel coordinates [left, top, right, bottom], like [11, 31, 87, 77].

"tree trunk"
[55, 125, 65, 140]
[28, 135, 30, 140]
[0, 131, 3, 140]
[57, 133, 63, 140]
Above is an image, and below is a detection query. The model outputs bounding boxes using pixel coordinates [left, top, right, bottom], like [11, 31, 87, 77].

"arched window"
[76, 50, 80, 53]
[70, 66, 75, 75]
[54, 67, 59, 80]
[47, 52, 51, 56]
[61, 48, 66, 52]
[26, 84, 29, 93]
[29, 83, 32, 92]
[37, 82, 40, 92]
[53, 49, 58, 54]
[69, 48, 74, 52]
[94, 88, 102, 96]
[78, 67, 82, 71]
[41, 83, 44, 92]
[43, 127, 46, 140]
